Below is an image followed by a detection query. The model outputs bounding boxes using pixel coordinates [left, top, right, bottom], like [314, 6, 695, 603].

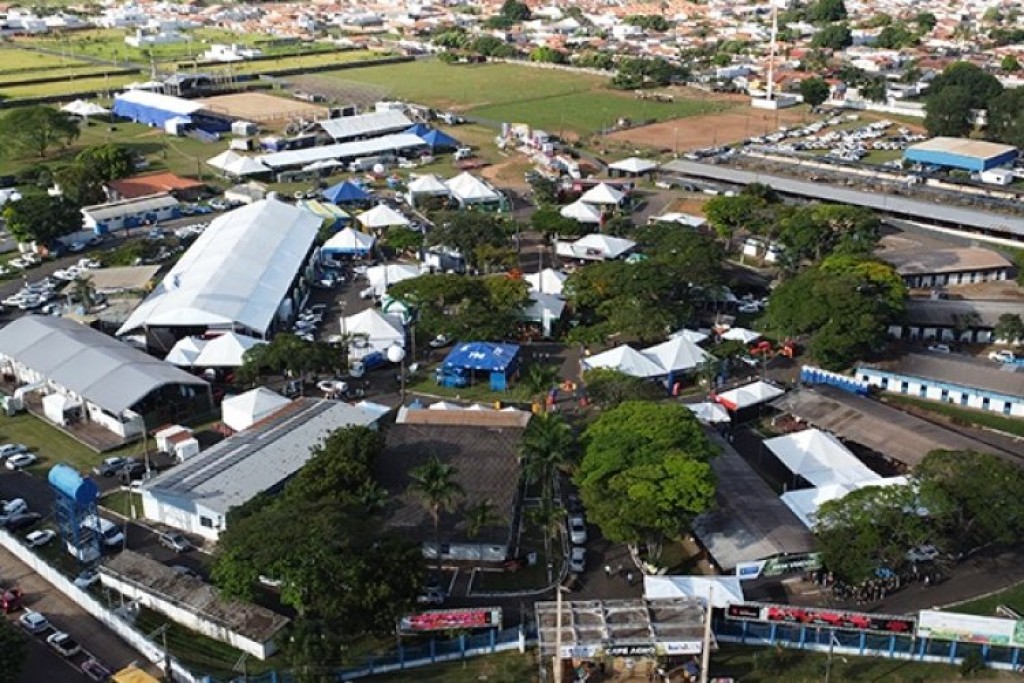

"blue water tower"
[47, 465, 101, 567]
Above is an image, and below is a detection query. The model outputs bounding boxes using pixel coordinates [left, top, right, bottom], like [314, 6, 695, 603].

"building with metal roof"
[81, 193, 180, 234]
[140, 398, 380, 541]
[857, 352, 1024, 418]
[659, 159, 1024, 239]
[318, 110, 413, 142]
[117, 196, 321, 353]
[904, 137, 1018, 172]
[894, 299, 1024, 345]
[877, 246, 1012, 288]
[0, 316, 210, 442]
[257, 133, 427, 170]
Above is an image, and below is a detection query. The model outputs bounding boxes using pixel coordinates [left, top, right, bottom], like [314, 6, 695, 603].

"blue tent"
[438, 342, 520, 391]
[322, 180, 370, 204]
[405, 123, 433, 137]
[421, 129, 460, 151]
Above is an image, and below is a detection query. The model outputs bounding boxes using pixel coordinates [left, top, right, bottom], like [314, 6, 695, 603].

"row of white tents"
[584, 336, 713, 378]
[559, 183, 628, 225]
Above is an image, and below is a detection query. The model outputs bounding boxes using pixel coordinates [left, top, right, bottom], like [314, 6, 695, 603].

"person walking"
[604, 565, 612, 578]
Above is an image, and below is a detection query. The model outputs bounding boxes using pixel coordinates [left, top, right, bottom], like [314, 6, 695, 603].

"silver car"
[568, 546, 587, 574]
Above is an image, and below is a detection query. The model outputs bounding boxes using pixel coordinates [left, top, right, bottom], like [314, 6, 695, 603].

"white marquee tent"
[642, 336, 711, 374]
[670, 328, 710, 344]
[686, 401, 731, 424]
[523, 291, 566, 338]
[365, 263, 422, 297]
[713, 380, 785, 411]
[780, 476, 909, 529]
[221, 387, 291, 432]
[322, 227, 376, 258]
[206, 150, 271, 177]
[584, 345, 665, 378]
[61, 99, 109, 117]
[339, 308, 405, 359]
[721, 327, 762, 343]
[525, 268, 567, 297]
[194, 332, 265, 368]
[406, 174, 450, 206]
[164, 336, 208, 367]
[580, 182, 625, 206]
[445, 172, 501, 206]
[643, 575, 744, 609]
[556, 233, 637, 261]
[357, 204, 410, 230]
[559, 199, 602, 224]
[765, 428, 880, 488]
[608, 157, 658, 175]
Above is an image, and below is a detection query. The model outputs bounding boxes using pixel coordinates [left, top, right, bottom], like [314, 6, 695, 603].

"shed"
[903, 137, 1018, 172]
[221, 388, 291, 432]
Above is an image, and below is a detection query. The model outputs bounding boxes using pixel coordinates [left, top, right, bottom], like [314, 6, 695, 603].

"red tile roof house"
[106, 172, 206, 202]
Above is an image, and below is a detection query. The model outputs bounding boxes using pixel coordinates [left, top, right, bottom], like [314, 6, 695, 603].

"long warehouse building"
[659, 159, 1024, 239]
[904, 137, 1018, 172]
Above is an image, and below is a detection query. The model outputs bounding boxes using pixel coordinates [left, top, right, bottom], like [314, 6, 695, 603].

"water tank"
[47, 464, 99, 506]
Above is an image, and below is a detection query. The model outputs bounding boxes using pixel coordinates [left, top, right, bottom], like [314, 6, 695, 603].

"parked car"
[1, 499, 27, 517]
[568, 546, 587, 574]
[989, 350, 1017, 364]
[47, 631, 81, 658]
[170, 565, 200, 580]
[81, 658, 113, 682]
[428, 334, 451, 349]
[1, 587, 23, 614]
[416, 587, 445, 605]
[926, 343, 951, 354]
[6, 453, 37, 470]
[6, 513, 42, 531]
[0, 443, 27, 460]
[906, 544, 940, 563]
[117, 461, 147, 483]
[94, 456, 130, 477]
[568, 515, 587, 546]
[19, 610, 49, 633]
[25, 529, 56, 547]
[157, 532, 192, 553]
[73, 570, 100, 590]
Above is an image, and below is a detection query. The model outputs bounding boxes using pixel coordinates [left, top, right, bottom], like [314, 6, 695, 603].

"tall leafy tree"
[463, 499, 503, 569]
[3, 193, 82, 244]
[53, 163, 105, 206]
[806, 0, 847, 22]
[986, 88, 1024, 148]
[926, 61, 1003, 110]
[76, 143, 136, 181]
[799, 77, 830, 107]
[925, 85, 974, 138]
[0, 106, 79, 158]
[519, 412, 574, 508]
[995, 313, 1024, 345]
[811, 23, 853, 50]
[408, 456, 464, 572]
[0, 619, 25, 683]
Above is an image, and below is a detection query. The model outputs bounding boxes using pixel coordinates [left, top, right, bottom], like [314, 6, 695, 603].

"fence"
[713, 618, 1024, 671]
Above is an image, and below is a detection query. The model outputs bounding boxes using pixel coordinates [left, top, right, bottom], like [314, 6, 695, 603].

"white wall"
[141, 491, 222, 542]
[859, 368, 1024, 417]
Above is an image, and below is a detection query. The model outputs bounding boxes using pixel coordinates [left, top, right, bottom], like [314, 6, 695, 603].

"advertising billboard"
[400, 607, 502, 633]
[917, 610, 1024, 647]
[725, 603, 915, 635]
[559, 641, 703, 659]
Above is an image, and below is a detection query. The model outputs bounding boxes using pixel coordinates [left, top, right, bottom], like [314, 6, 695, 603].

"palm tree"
[463, 499, 503, 570]
[408, 456, 464, 573]
[528, 502, 565, 583]
[519, 412, 574, 509]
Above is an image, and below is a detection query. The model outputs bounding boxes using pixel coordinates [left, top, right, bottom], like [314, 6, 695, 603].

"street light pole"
[554, 586, 565, 683]
[824, 629, 836, 683]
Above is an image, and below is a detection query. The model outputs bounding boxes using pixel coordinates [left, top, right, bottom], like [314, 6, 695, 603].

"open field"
[0, 64, 128, 86]
[950, 580, 1024, 617]
[0, 73, 137, 99]
[301, 61, 734, 136]
[606, 105, 810, 152]
[201, 49, 384, 75]
[0, 46, 90, 71]
[197, 91, 328, 123]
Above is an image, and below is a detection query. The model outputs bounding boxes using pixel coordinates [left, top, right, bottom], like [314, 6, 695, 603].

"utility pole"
[700, 587, 713, 683]
[553, 586, 565, 683]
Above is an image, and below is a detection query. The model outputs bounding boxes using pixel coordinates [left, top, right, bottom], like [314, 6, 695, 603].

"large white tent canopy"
[556, 233, 637, 261]
[357, 204, 410, 230]
[61, 99, 109, 117]
[164, 336, 208, 367]
[642, 336, 711, 374]
[322, 227, 376, 256]
[339, 308, 405, 358]
[686, 401, 731, 424]
[670, 328, 710, 344]
[524, 268, 567, 297]
[584, 345, 665, 378]
[194, 332, 266, 367]
[721, 327, 762, 343]
[765, 428, 880, 488]
[560, 199, 602, 224]
[608, 157, 658, 175]
[406, 174, 450, 197]
[445, 172, 501, 204]
[643, 575, 744, 609]
[780, 476, 909, 529]
[580, 182, 625, 206]
[365, 263, 422, 297]
[206, 150, 271, 177]
[714, 380, 785, 411]
[221, 387, 291, 432]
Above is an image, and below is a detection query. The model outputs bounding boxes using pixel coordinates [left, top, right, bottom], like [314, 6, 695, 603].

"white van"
[81, 515, 124, 548]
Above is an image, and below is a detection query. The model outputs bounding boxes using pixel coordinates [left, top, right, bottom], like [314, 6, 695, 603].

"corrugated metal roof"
[143, 399, 379, 515]
[319, 110, 412, 141]
[879, 247, 1012, 275]
[257, 133, 426, 169]
[0, 316, 207, 414]
[905, 299, 1024, 328]
[659, 159, 1024, 236]
[906, 137, 1017, 160]
[864, 352, 1024, 399]
[82, 194, 179, 222]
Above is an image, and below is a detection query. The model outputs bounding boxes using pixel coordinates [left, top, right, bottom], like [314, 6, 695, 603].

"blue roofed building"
[437, 342, 520, 391]
[903, 137, 1018, 172]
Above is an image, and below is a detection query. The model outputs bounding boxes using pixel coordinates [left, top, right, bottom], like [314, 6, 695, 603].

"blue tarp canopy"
[443, 342, 519, 372]
[421, 129, 460, 151]
[405, 123, 432, 137]
[323, 180, 370, 204]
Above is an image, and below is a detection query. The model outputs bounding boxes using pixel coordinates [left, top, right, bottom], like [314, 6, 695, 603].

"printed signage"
[917, 610, 1024, 647]
[726, 603, 915, 636]
[401, 607, 502, 633]
[559, 641, 702, 659]
[735, 561, 767, 581]
[761, 553, 822, 577]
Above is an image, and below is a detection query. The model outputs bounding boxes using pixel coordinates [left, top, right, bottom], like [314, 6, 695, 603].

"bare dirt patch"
[664, 195, 711, 217]
[604, 106, 811, 152]
[197, 92, 329, 125]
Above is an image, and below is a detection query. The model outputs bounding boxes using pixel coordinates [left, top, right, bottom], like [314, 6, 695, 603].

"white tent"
[339, 308, 405, 358]
[780, 477, 909, 529]
[406, 174, 450, 205]
[428, 401, 463, 411]
[644, 575, 744, 609]
[524, 268, 567, 297]
[221, 387, 291, 432]
[721, 327, 762, 343]
[194, 332, 266, 367]
[206, 150, 270, 177]
[322, 227, 376, 257]
[584, 345, 665, 378]
[523, 291, 566, 338]
[608, 157, 658, 175]
[580, 182, 625, 206]
[765, 428, 880, 488]
[301, 159, 343, 172]
[357, 204, 410, 230]
[559, 199, 602, 224]
[642, 336, 712, 374]
[164, 336, 208, 367]
[713, 380, 784, 411]
[42, 393, 82, 426]
[670, 328, 710, 344]
[445, 172, 501, 205]
[365, 263, 422, 297]
[686, 401, 731, 424]
[562, 233, 636, 260]
[61, 99, 109, 117]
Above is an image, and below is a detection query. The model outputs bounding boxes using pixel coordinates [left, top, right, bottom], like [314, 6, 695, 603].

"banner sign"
[726, 603, 915, 635]
[761, 553, 822, 577]
[735, 561, 767, 581]
[401, 607, 502, 633]
[559, 641, 702, 658]
[917, 610, 1024, 647]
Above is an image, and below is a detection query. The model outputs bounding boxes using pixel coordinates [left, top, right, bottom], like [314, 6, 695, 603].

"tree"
[0, 619, 25, 683]
[236, 334, 340, 387]
[76, 143, 135, 181]
[463, 499, 503, 569]
[581, 368, 662, 409]
[776, 204, 880, 263]
[703, 194, 774, 239]
[806, 0, 847, 22]
[924, 85, 974, 138]
[529, 46, 565, 64]
[71, 275, 96, 310]
[3, 193, 82, 244]
[426, 210, 513, 272]
[519, 412, 574, 508]
[53, 163, 105, 206]
[859, 77, 888, 103]
[875, 23, 918, 49]
[811, 23, 852, 50]
[498, 0, 530, 22]
[914, 12, 937, 32]
[986, 88, 1024, 148]
[799, 77, 830, 107]
[926, 61, 1003, 110]
[530, 205, 585, 239]
[0, 106, 79, 158]
[575, 402, 717, 559]
[408, 456, 464, 572]
[624, 15, 670, 31]
[994, 314, 1024, 344]
[285, 427, 386, 505]
[381, 225, 424, 255]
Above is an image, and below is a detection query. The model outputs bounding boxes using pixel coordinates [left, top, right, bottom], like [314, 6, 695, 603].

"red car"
[1, 587, 23, 614]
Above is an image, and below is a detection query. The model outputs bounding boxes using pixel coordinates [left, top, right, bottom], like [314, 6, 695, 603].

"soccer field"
[310, 60, 733, 136]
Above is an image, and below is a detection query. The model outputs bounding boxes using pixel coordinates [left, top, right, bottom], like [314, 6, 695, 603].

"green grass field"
[0, 46, 90, 71]
[314, 61, 733, 136]
[0, 64, 128, 86]
[1, 73, 137, 99]
[881, 394, 1024, 437]
[199, 49, 382, 76]
[0, 411, 152, 474]
[947, 581, 1024, 617]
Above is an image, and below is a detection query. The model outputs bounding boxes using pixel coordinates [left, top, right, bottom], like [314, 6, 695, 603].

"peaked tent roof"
[357, 203, 410, 229]
[686, 402, 731, 424]
[643, 575, 744, 609]
[583, 344, 665, 378]
[714, 380, 785, 411]
[61, 99, 109, 116]
[560, 199, 602, 224]
[780, 476, 909, 529]
[608, 157, 658, 174]
[118, 197, 321, 337]
[405, 122, 432, 137]
[670, 328, 710, 344]
[573, 233, 636, 259]
[523, 291, 566, 323]
[322, 226, 376, 254]
[524, 268, 567, 297]
[206, 150, 269, 177]
[580, 182, 625, 205]
[642, 336, 712, 374]
[322, 180, 370, 204]
[407, 174, 450, 196]
[220, 387, 291, 432]
[340, 308, 404, 346]
[721, 327, 762, 343]
[445, 172, 500, 203]
[764, 428, 880, 488]
[443, 341, 520, 372]
[164, 336, 208, 366]
[194, 332, 266, 368]
[421, 128, 460, 150]
[366, 263, 422, 295]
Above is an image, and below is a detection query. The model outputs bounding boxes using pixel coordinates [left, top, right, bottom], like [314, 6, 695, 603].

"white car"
[926, 344, 951, 354]
[6, 453, 37, 470]
[568, 515, 587, 546]
[1, 499, 27, 517]
[47, 631, 81, 658]
[0, 443, 26, 460]
[906, 544, 940, 563]
[19, 610, 49, 633]
[25, 529, 55, 547]
[568, 546, 587, 574]
[73, 570, 100, 590]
